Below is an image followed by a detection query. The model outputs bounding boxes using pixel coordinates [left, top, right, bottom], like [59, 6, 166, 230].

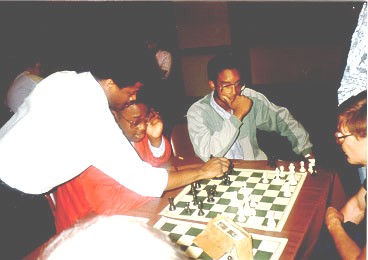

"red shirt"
[49, 135, 171, 233]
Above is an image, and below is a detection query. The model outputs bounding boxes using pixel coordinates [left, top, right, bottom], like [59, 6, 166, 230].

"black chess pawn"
[189, 183, 197, 195]
[192, 193, 198, 206]
[168, 197, 176, 211]
[206, 188, 215, 202]
[198, 201, 205, 216]
[184, 202, 192, 214]
[311, 166, 318, 176]
[223, 174, 231, 185]
[195, 181, 201, 189]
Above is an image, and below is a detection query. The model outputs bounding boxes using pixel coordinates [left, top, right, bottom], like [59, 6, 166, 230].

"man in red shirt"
[50, 100, 172, 233]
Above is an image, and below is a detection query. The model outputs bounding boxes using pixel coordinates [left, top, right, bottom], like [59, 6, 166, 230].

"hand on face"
[223, 94, 253, 121]
[146, 110, 163, 139]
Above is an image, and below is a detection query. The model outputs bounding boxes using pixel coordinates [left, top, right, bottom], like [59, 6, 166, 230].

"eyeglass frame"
[217, 81, 246, 93]
[120, 115, 150, 129]
[334, 132, 353, 144]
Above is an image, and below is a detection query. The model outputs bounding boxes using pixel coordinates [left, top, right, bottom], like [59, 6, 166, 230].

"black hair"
[207, 53, 242, 83]
[89, 56, 144, 89]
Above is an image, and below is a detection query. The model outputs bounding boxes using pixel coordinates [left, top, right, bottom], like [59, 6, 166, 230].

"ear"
[100, 79, 115, 89]
[209, 80, 216, 91]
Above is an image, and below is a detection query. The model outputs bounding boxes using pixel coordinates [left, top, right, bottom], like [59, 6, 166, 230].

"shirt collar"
[210, 91, 233, 120]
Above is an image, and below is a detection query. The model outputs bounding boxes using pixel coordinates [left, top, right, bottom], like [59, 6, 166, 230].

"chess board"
[154, 216, 288, 260]
[160, 168, 307, 232]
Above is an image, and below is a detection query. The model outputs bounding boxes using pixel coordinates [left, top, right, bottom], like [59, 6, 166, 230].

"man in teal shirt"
[187, 54, 314, 161]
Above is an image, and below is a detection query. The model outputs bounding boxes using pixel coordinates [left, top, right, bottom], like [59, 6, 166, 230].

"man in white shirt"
[0, 64, 229, 258]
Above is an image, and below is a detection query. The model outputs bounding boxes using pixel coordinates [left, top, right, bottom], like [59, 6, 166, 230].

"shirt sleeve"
[248, 89, 313, 156]
[187, 99, 243, 161]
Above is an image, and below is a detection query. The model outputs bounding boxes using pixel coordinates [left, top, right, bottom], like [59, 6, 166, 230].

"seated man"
[51, 100, 172, 233]
[315, 91, 366, 259]
[187, 54, 314, 161]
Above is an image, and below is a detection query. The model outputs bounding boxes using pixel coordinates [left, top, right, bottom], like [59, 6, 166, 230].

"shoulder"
[188, 94, 212, 113]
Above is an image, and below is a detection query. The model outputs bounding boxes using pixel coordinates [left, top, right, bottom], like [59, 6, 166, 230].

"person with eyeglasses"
[49, 100, 173, 234]
[187, 53, 314, 162]
[112, 99, 172, 167]
[312, 90, 366, 259]
[0, 58, 230, 257]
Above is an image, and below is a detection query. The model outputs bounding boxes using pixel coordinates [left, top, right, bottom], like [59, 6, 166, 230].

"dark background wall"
[0, 1, 364, 196]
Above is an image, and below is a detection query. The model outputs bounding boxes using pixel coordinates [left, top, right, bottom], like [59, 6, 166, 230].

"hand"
[223, 95, 252, 121]
[325, 207, 344, 231]
[146, 110, 163, 147]
[199, 157, 230, 179]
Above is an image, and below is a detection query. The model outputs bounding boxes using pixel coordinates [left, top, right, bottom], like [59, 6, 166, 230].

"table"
[124, 159, 346, 259]
[25, 158, 346, 260]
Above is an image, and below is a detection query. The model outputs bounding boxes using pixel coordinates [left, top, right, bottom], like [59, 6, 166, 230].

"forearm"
[328, 223, 363, 260]
[165, 167, 202, 191]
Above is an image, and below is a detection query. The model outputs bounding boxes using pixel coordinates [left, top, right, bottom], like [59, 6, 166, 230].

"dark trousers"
[0, 179, 55, 259]
[311, 219, 366, 259]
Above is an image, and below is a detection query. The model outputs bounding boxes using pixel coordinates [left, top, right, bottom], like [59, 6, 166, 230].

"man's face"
[336, 127, 367, 165]
[107, 81, 143, 111]
[210, 68, 243, 111]
[115, 103, 148, 143]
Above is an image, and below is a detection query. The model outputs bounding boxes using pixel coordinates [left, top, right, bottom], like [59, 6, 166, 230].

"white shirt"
[0, 71, 168, 196]
[6, 71, 43, 112]
[155, 50, 172, 80]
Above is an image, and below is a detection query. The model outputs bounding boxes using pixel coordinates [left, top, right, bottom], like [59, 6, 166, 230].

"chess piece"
[288, 171, 297, 186]
[289, 163, 295, 174]
[299, 161, 306, 172]
[168, 197, 176, 211]
[267, 211, 277, 228]
[262, 172, 269, 184]
[279, 166, 285, 178]
[242, 183, 249, 201]
[223, 174, 231, 185]
[311, 166, 318, 175]
[237, 201, 246, 222]
[192, 193, 198, 206]
[198, 201, 205, 216]
[283, 182, 291, 197]
[206, 188, 215, 202]
[184, 202, 192, 214]
[195, 181, 201, 189]
[249, 194, 257, 208]
[274, 168, 281, 184]
[230, 191, 238, 206]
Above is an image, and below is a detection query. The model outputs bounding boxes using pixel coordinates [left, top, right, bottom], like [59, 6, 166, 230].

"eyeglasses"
[334, 132, 353, 144]
[217, 81, 245, 93]
[121, 115, 149, 129]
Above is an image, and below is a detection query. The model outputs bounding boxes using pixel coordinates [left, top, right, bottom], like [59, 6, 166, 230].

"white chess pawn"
[237, 201, 246, 222]
[279, 165, 285, 177]
[288, 171, 297, 186]
[299, 161, 306, 172]
[266, 211, 276, 228]
[283, 182, 291, 197]
[262, 172, 269, 184]
[243, 199, 253, 217]
[231, 191, 238, 206]
[274, 168, 281, 184]
[289, 163, 295, 174]
[250, 194, 257, 208]
[242, 184, 249, 202]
